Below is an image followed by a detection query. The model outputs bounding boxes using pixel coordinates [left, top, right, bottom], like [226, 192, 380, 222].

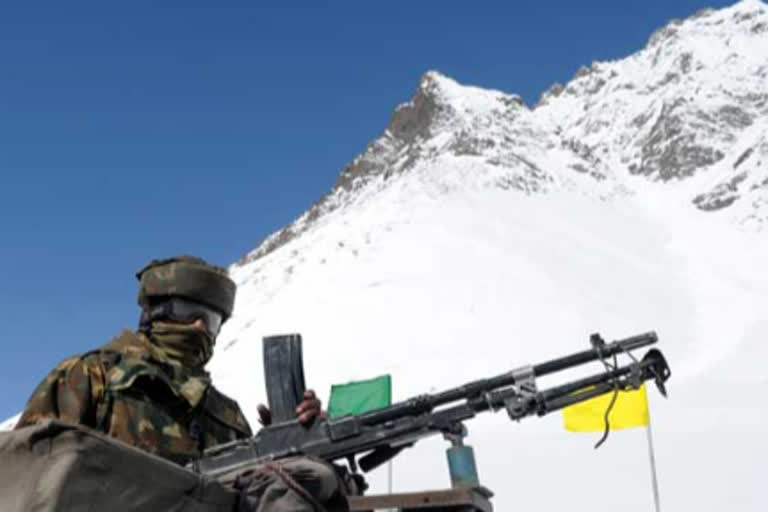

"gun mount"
[190, 332, 671, 511]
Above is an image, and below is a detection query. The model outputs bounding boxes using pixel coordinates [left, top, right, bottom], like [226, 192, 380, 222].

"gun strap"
[594, 351, 620, 449]
[234, 458, 328, 512]
[263, 461, 328, 512]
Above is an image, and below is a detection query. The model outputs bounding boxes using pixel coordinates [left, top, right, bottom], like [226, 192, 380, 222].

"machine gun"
[190, 331, 670, 507]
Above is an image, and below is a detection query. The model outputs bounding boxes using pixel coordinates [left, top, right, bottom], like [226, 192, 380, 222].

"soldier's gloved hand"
[257, 389, 327, 426]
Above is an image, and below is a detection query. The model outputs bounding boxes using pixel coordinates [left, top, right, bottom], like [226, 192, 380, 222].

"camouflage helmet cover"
[136, 256, 236, 319]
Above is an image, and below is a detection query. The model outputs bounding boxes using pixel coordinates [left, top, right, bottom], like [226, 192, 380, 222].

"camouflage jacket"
[16, 330, 253, 466]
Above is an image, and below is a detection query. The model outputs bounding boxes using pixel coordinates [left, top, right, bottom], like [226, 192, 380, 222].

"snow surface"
[210, 180, 768, 510]
[0, 414, 19, 431]
[4, 1, 768, 510]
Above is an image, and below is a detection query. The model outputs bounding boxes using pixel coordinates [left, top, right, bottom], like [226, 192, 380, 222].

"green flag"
[328, 375, 392, 419]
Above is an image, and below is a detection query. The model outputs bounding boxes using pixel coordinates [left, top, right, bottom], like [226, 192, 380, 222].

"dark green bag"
[0, 420, 238, 512]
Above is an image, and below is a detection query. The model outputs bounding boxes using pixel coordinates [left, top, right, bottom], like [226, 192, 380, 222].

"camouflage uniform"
[15, 256, 349, 511]
[16, 329, 252, 466]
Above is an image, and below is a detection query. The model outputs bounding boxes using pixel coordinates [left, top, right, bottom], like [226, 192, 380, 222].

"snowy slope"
[212, 185, 767, 510]
[5, 1, 768, 511]
[210, 2, 768, 509]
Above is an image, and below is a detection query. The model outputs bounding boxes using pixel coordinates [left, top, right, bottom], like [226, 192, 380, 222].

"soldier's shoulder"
[56, 330, 152, 380]
[94, 329, 149, 357]
[50, 353, 90, 371]
[47, 351, 106, 377]
[69, 330, 149, 367]
[205, 385, 253, 437]
[83, 330, 169, 390]
[44, 331, 143, 379]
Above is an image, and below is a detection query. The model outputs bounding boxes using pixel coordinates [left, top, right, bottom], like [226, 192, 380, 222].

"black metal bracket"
[502, 365, 537, 421]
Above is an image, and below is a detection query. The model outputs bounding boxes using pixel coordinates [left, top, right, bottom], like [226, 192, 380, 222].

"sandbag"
[0, 420, 238, 512]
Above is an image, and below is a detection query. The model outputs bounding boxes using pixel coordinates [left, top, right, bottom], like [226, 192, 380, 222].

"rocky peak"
[326, 71, 529, 198]
[386, 72, 446, 143]
[388, 71, 525, 141]
[532, 0, 767, 214]
[240, 1, 768, 265]
[240, 72, 534, 264]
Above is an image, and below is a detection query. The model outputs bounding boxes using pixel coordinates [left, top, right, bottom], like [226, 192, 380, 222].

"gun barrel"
[533, 331, 657, 376]
[193, 332, 668, 480]
[351, 332, 657, 427]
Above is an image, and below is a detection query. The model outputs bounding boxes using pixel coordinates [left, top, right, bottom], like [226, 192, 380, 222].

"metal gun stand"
[347, 425, 493, 512]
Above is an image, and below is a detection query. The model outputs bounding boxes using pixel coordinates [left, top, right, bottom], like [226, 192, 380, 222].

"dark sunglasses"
[149, 298, 224, 337]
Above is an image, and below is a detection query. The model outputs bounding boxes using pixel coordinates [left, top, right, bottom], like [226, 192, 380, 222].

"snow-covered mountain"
[534, 0, 768, 225]
[5, 1, 768, 511]
[211, 2, 767, 510]
[246, 0, 767, 267]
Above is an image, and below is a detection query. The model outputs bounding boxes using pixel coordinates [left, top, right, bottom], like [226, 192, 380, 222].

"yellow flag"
[563, 384, 650, 432]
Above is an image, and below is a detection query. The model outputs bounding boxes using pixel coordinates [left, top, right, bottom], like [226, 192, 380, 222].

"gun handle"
[263, 334, 307, 424]
[358, 444, 411, 473]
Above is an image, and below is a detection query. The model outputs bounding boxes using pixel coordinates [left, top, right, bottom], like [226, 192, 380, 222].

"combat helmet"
[136, 256, 236, 320]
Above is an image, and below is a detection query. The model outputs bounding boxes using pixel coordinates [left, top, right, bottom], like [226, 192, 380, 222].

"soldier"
[15, 256, 348, 511]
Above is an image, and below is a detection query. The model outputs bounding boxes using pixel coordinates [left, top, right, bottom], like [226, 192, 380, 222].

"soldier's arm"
[15, 355, 106, 429]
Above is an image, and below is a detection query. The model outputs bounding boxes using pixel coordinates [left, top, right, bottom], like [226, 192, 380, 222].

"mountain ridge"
[242, 0, 767, 266]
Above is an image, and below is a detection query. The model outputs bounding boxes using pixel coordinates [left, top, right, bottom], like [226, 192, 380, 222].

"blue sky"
[0, 0, 738, 420]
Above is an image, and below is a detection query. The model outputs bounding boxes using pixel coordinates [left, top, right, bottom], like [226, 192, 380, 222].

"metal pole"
[387, 460, 393, 512]
[645, 423, 661, 512]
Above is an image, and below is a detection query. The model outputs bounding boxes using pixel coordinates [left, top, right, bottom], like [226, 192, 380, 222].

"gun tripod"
[347, 424, 493, 512]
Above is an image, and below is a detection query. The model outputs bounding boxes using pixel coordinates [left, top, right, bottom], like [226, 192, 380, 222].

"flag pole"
[388, 380, 393, 508]
[645, 422, 661, 512]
